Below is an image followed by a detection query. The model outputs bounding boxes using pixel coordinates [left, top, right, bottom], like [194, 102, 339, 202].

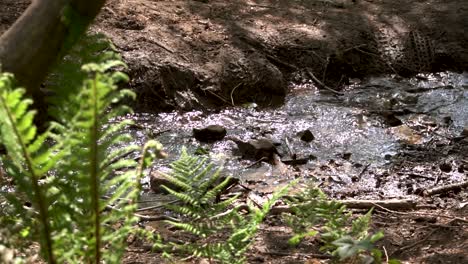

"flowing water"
[123, 71, 467, 197]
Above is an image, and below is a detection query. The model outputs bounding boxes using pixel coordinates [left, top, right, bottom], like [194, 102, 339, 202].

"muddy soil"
[1, 1, 467, 263]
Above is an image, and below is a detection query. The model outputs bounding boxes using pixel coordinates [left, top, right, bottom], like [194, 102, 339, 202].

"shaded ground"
[93, 0, 468, 111]
[1, 1, 467, 263]
[1, 0, 467, 111]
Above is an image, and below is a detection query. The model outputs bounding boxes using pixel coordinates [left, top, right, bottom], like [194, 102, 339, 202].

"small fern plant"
[157, 149, 292, 264]
[285, 186, 393, 263]
[0, 54, 163, 263]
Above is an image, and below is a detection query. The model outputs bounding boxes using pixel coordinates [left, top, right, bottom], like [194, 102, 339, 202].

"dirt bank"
[1, 0, 467, 111]
[95, 0, 468, 111]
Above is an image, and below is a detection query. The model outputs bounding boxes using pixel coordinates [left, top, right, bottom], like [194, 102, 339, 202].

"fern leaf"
[0, 73, 57, 263]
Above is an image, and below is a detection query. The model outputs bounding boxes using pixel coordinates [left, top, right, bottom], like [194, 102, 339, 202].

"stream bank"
[93, 0, 468, 112]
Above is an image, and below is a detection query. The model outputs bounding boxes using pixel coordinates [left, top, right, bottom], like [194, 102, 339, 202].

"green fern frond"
[159, 171, 192, 191]
[0, 73, 58, 263]
[162, 186, 200, 206]
[201, 174, 232, 203]
[155, 150, 296, 264]
[0, 50, 162, 263]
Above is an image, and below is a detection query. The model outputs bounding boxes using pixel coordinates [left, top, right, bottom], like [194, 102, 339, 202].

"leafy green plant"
[0, 51, 163, 263]
[285, 186, 395, 263]
[156, 149, 292, 263]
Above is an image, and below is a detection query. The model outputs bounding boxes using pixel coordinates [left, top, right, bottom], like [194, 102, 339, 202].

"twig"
[268, 199, 416, 215]
[423, 180, 468, 196]
[105, 204, 180, 222]
[262, 250, 330, 259]
[135, 214, 180, 222]
[346, 199, 415, 210]
[266, 54, 298, 70]
[244, 157, 266, 169]
[407, 173, 434, 180]
[343, 199, 416, 210]
[136, 199, 178, 212]
[284, 137, 293, 157]
[247, 193, 263, 209]
[343, 44, 367, 53]
[392, 228, 437, 255]
[204, 89, 231, 105]
[371, 202, 468, 224]
[354, 46, 399, 75]
[230, 82, 243, 106]
[246, 4, 276, 9]
[383, 246, 389, 263]
[305, 68, 344, 95]
[147, 38, 174, 54]
[210, 204, 250, 220]
[358, 164, 370, 178]
[322, 56, 330, 82]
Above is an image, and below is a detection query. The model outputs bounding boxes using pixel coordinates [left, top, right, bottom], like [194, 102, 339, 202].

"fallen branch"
[204, 89, 232, 106]
[135, 214, 180, 222]
[305, 68, 344, 95]
[372, 202, 468, 224]
[423, 180, 468, 196]
[266, 54, 298, 70]
[342, 199, 417, 210]
[269, 199, 416, 215]
[261, 250, 330, 259]
[136, 199, 178, 212]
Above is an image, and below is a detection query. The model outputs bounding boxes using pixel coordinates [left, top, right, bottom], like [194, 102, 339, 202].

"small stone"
[298, 129, 315, 142]
[342, 152, 352, 160]
[193, 125, 227, 142]
[439, 162, 452, 173]
[382, 112, 403, 127]
[229, 137, 280, 163]
[443, 116, 453, 126]
[461, 127, 468, 137]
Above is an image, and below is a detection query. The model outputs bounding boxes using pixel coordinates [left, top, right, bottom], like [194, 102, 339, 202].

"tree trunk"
[0, 0, 106, 110]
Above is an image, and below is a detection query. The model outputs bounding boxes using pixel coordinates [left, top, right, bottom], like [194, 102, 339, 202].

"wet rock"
[461, 127, 468, 137]
[342, 152, 352, 160]
[382, 111, 403, 127]
[228, 137, 280, 163]
[442, 116, 453, 126]
[281, 154, 316, 165]
[150, 171, 181, 194]
[193, 125, 227, 142]
[298, 129, 315, 142]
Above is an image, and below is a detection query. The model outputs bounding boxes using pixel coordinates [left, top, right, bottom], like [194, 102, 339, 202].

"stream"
[124, 71, 467, 200]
